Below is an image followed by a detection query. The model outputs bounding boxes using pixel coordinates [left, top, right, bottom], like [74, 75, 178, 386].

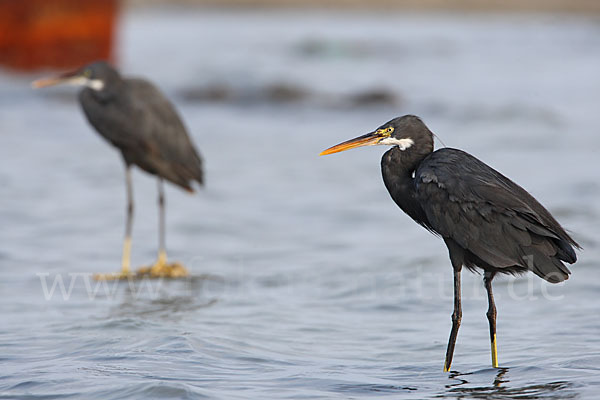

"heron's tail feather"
[522, 246, 571, 283]
[188, 150, 204, 186]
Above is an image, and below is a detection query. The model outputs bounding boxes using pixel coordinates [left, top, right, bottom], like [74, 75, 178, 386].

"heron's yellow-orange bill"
[32, 77, 67, 89]
[319, 132, 380, 156]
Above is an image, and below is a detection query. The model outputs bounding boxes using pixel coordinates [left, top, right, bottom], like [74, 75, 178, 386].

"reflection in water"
[446, 370, 471, 390]
[334, 383, 418, 394]
[493, 367, 509, 388]
[111, 274, 223, 320]
[443, 368, 576, 399]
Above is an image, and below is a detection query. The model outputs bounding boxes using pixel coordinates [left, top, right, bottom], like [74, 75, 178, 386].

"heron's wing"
[415, 148, 577, 282]
[125, 79, 204, 187]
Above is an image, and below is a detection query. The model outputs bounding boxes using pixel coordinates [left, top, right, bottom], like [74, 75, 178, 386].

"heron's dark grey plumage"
[380, 116, 578, 283]
[321, 114, 580, 370]
[33, 61, 203, 279]
[78, 61, 203, 191]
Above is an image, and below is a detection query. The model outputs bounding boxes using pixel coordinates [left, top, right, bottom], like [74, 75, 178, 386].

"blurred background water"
[1, 4, 600, 399]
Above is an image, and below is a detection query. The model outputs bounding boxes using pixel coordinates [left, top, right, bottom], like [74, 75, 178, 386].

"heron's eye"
[387, 127, 394, 134]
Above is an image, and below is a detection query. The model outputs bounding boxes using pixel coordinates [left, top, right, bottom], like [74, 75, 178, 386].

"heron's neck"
[381, 146, 430, 226]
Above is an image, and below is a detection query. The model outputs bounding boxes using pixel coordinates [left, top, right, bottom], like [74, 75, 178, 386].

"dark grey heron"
[320, 115, 579, 371]
[33, 61, 203, 280]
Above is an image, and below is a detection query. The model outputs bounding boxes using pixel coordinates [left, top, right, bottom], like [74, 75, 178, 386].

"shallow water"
[1, 8, 600, 399]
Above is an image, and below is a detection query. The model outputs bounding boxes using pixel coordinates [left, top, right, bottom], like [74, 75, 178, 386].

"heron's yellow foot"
[491, 333, 499, 368]
[136, 251, 189, 279]
[93, 237, 135, 280]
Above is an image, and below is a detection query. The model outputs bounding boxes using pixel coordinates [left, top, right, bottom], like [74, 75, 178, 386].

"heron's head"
[319, 115, 434, 156]
[32, 61, 120, 92]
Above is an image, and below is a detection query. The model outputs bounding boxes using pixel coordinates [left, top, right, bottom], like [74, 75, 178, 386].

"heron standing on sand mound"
[33, 61, 204, 280]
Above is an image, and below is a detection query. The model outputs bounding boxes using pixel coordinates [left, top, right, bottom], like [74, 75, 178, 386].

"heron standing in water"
[33, 61, 204, 280]
[320, 115, 579, 371]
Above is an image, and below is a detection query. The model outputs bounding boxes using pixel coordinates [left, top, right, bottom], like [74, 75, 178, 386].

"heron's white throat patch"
[70, 76, 105, 91]
[379, 137, 414, 150]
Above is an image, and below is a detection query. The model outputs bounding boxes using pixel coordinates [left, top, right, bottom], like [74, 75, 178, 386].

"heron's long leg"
[121, 166, 134, 274]
[157, 178, 167, 265]
[444, 265, 462, 372]
[484, 272, 499, 368]
[144, 178, 188, 278]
